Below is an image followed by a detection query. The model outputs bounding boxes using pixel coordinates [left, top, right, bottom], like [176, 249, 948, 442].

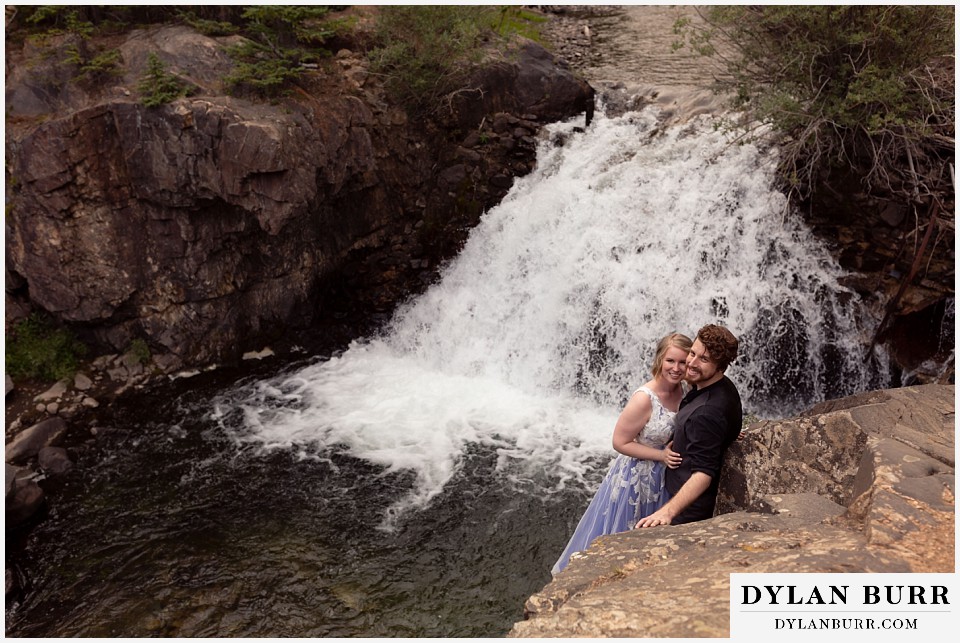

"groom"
[636, 324, 742, 527]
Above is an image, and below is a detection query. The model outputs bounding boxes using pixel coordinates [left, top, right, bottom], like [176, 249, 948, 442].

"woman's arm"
[611, 391, 680, 466]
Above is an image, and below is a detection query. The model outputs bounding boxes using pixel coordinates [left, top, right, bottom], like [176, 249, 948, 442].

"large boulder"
[717, 384, 954, 516]
[449, 40, 595, 130]
[510, 384, 954, 637]
[6, 464, 18, 499]
[38, 446, 74, 476]
[5, 417, 69, 465]
[5, 466, 46, 529]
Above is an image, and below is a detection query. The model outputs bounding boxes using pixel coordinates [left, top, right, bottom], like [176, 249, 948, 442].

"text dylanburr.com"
[730, 573, 957, 639]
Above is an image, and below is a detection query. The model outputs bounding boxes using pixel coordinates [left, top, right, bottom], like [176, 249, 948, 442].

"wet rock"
[241, 348, 275, 361]
[493, 114, 516, 133]
[879, 201, 908, 227]
[454, 146, 482, 163]
[6, 464, 18, 499]
[6, 567, 16, 601]
[5, 472, 45, 529]
[805, 176, 953, 378]
[439, 164, 467, 186]
[5, 417, 69, 465]
[884, 298, 954, 381]
[38, 446, 74, 476]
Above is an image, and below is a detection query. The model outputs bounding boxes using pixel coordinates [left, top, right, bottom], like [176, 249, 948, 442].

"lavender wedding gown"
[552, 386, 675, 575]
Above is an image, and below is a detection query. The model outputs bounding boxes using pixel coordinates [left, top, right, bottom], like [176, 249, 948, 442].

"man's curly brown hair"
[696, 324, 739, 372]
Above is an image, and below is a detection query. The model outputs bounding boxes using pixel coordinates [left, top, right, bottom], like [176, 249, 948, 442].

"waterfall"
[210, 106, 890, 527]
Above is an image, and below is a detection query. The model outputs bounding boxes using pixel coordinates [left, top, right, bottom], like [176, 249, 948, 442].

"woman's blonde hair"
[651, 332, 693, 377]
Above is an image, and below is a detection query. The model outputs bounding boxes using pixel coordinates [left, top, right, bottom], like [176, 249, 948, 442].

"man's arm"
[634, 472, 711, 528]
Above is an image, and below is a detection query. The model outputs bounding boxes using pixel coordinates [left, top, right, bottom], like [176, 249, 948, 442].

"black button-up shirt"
[665, 375, 742, 524]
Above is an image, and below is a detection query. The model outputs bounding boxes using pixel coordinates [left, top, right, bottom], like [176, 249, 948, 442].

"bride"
[552, 332, 691, 575]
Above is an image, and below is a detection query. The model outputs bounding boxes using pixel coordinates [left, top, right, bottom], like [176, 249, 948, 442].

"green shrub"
[176, 10, 239, 37]
[6, 314, 87, 382]
[25, 7, 123, 82]
[138, 52, 192, 107]
[241, 5, 335, 48]
[223, 6, 341, 98]
[674, 6, 955, 199]
[223, 40, 310, 98]
[127, 338, 151, 365]
[369, 6, 495, 114]
[67, 45, 123, 80]
[492, 6, 547, 42]
[25, 7, 95, 38]
[19, 6, 193, 32]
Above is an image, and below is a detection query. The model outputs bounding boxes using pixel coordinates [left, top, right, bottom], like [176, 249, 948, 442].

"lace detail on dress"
[606, 385, 675, 509]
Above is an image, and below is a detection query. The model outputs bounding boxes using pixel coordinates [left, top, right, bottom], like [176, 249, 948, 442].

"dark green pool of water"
[5, 375, 591, 637]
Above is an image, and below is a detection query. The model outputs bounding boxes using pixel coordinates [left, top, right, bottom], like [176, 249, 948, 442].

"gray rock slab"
[893, 473, 955, 512]
[33, 380, 68, 402]
[759, 492, 846, 522]
[510, 511, 910, 638]
[5, 374, 13, 396]
[5, 417, 69, 464]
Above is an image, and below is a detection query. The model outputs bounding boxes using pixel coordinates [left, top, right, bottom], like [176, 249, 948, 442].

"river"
[5, 8, 893, 638]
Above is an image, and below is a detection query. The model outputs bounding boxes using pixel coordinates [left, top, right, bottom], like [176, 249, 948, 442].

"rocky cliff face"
[510, 384, 954, 638]
[5, 25, 593, 371]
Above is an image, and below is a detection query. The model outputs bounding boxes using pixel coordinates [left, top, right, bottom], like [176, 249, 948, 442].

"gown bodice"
[632, 385, 676, 448]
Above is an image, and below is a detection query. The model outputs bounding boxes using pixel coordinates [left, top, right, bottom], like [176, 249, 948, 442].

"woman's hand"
[661, 441, 681, 469]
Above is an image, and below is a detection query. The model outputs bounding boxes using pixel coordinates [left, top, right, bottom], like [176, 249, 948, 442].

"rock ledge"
[510, 384, 954, 638]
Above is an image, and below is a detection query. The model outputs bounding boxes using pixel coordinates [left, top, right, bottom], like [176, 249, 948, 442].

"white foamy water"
[210, 107, 889, 526]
